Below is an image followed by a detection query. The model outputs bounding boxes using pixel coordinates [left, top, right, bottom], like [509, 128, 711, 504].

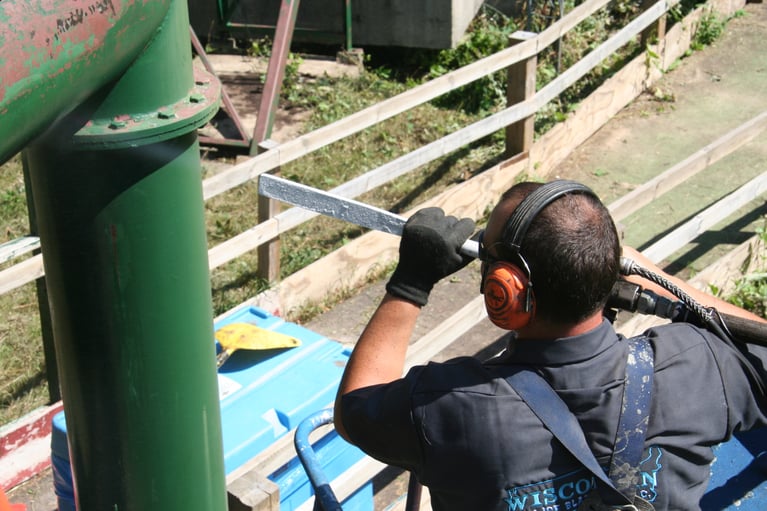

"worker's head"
[479, 180, 620, 330]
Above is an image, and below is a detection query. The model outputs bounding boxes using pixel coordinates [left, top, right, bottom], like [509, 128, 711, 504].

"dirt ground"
[7, 2, 767, 509]
[557, 3, 767, 262]
[197, 53, 361, 147]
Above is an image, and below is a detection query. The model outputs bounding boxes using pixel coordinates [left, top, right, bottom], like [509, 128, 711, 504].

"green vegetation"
[726, 225, 767, 318]
[0, 0, 756, 427]
[691, 11, 727, 50]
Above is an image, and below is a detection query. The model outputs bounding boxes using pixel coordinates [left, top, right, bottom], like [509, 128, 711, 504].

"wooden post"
[227, 468, 280, 511]
[641, 0, 667, 48]
[506, 31, 537, 159]
[257, 139, 282, 283]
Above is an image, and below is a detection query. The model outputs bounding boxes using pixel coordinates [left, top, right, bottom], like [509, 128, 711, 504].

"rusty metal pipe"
[0, 0, 172, 164]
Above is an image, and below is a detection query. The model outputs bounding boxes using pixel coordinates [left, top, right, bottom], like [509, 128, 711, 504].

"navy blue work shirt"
[340, 319, 767, 511]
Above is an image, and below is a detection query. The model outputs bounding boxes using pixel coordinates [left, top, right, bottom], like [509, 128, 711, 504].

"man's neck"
[516, 312, 603, 340]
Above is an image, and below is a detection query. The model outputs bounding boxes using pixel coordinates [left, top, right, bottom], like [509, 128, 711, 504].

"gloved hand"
[386, 207, 476, 306]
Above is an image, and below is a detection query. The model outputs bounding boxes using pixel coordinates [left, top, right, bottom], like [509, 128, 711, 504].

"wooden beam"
[256, 140, 283, 282]
[0, 254, 43, 295]
[0, 236, 40, 264]
[506, 31, 537, 157]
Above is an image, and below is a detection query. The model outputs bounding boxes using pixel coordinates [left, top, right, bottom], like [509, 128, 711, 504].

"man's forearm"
[334, 294, 420, 439]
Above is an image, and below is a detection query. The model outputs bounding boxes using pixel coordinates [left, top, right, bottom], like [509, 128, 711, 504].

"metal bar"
[251, 0, 300, 154]
[190, 26, 251, 147]
[343, 0, 353, 51]
[258, 174, 479, 259]
[294, 410, 343, 511]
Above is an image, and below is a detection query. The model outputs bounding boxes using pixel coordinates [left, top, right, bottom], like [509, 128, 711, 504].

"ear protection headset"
[482, 180, 597, 330]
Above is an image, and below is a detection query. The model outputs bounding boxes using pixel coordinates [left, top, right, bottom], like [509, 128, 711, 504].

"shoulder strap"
[609, 336, 654, 496]
[504, 336, 654, 508]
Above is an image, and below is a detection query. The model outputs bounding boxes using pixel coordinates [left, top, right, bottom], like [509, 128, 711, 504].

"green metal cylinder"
[20, 0, 227, 509]
[26, 131, 226, 511]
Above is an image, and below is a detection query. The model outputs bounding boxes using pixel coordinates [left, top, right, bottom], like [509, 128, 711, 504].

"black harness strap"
[505, 336, 654, 509]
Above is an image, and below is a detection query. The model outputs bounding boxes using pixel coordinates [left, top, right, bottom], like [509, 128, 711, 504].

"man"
[334, 180, 767, 511]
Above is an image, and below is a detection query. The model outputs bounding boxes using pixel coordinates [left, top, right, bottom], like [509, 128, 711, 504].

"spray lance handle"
[615, 258, 767, 348]
[606, 280, 679, 319]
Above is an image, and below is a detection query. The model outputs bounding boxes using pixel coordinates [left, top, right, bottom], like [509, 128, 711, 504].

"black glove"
[386, 207, 476, 306]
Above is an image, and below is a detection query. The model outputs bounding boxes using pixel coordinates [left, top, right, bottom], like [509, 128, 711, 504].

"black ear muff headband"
[482, 180, 597, 330]
[501, 180, 597, 256]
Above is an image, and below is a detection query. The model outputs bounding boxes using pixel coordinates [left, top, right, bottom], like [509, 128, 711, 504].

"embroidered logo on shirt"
[503, 447, 663, 511]
[636, 446, 663, 503]
[504, 470, 597, 511]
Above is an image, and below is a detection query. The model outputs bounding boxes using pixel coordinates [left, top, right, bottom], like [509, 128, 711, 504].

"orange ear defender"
[481, 180, 597, 330]
[483, 261, 535, 330]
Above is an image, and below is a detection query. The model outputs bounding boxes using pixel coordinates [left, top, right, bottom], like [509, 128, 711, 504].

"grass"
[0, 155, 48, 424]
[0, 0, 755, 427]
[723, 225, 767, 318]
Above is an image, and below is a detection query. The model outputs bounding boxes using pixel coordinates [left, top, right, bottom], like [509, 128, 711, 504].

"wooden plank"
[643, 172, 767, 263]
[203, 148, 282, 201]
[0, 401, 64, 490]
[0, 254, 43, 295]
[534, 0, 614, 50]
[609, 111, 767, 221]
[227, 466, 281, 511]
[0, 236, 40, 264]
[207, 209, 317, 270]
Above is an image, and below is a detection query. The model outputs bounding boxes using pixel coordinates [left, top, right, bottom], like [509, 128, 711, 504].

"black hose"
[618, 257, 767, 397]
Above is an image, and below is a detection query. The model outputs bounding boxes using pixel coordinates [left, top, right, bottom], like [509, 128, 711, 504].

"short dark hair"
[500, 182, 620, 325]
